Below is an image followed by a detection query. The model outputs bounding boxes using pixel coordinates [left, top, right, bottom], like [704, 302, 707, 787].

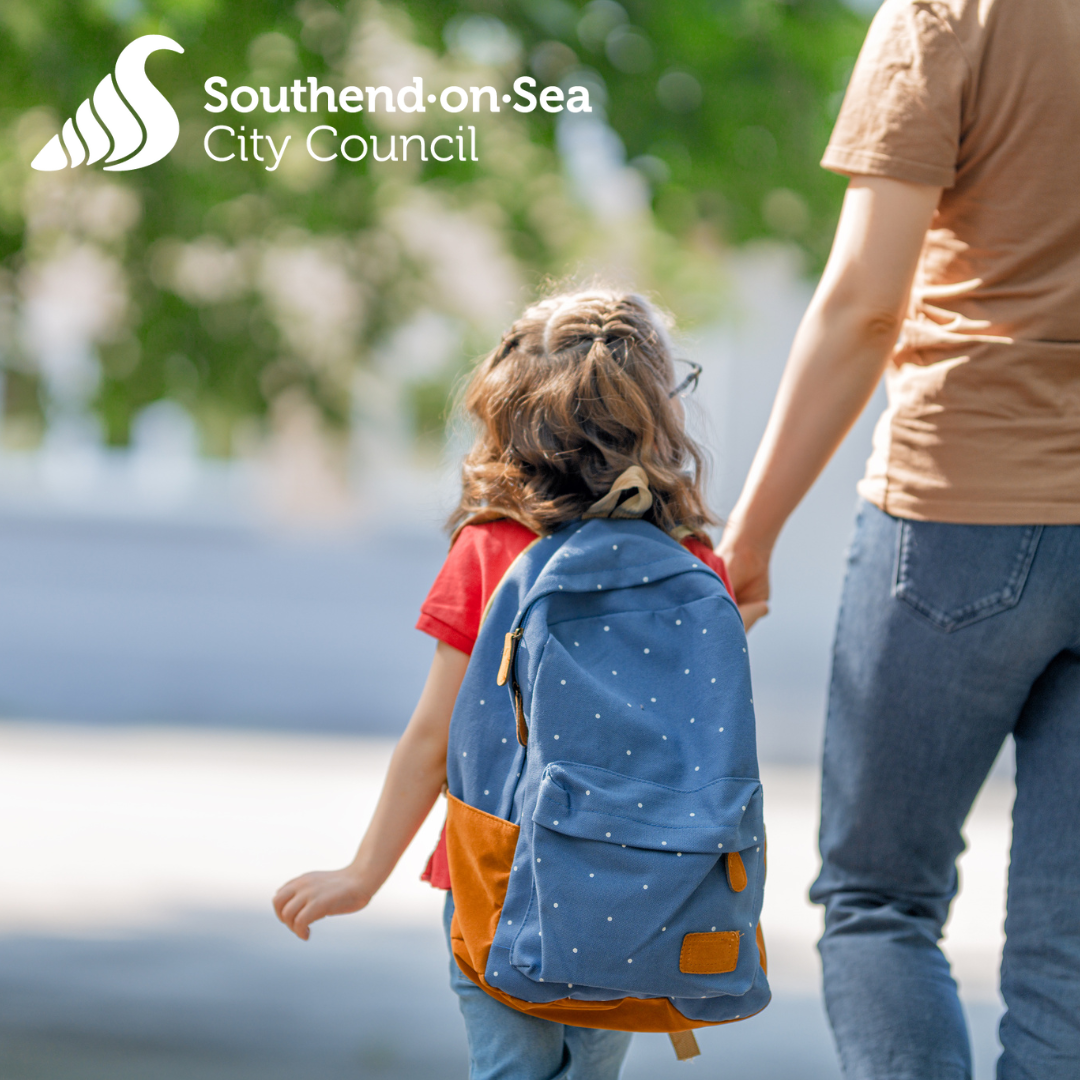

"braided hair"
[448, 289, 716, 540]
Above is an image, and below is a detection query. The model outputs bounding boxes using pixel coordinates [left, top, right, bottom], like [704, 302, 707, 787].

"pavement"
[1, 722, 1012, 1079]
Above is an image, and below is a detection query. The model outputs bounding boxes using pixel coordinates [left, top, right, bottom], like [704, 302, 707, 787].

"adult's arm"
[718, 175, 942, 629]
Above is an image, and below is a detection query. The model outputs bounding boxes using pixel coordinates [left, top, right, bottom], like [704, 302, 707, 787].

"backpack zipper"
[496, 628, 522, 688]
[496, 626, 529, 746]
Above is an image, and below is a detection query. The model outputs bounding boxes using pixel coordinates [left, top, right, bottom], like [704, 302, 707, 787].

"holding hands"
[719, 529, 772, 632]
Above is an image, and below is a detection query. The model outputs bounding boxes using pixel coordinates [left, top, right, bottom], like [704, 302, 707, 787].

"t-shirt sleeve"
[822, 0, 969, 188]
[416, 530, 486, 657]
[416, 519, 539, 656]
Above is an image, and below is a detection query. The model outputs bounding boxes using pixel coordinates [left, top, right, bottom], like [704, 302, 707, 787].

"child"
[273, 289, 738, 1080]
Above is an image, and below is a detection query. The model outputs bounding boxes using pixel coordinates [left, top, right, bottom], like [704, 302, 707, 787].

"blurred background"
[0, 0, 1012, 1077]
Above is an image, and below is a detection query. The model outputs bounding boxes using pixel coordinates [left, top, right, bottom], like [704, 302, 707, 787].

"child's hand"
[273, 868, 372, 940]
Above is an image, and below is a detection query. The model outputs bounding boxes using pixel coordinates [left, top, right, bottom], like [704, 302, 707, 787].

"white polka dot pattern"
[444, 519, 765, 1018]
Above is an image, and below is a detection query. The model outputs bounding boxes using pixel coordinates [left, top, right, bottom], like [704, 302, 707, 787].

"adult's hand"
[721, 175, 942, 626]
[718, 531, 771, 631]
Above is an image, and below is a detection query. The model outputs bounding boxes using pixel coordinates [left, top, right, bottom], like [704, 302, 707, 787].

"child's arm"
[273, 640, 469, 940]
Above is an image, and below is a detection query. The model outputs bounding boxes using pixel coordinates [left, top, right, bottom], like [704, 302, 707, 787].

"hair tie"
[583, 465, 653, 520]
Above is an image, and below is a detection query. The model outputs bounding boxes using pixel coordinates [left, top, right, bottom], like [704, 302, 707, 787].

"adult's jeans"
[443, 892, 633, 1080]
[811, 500, 1080, 1079]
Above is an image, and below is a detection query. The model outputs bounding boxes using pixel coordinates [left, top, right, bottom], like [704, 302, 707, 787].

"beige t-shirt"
[823, 0, 1080, 524]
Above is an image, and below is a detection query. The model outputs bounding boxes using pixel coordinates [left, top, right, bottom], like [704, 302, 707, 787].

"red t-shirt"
[417, 519, 734, 889]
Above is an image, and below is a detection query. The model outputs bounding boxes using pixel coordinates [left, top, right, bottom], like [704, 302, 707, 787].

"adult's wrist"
[719, 514, 777, 562]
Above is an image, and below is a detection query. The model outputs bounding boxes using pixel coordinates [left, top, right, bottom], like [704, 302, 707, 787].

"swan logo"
[31, 35, 184, 173]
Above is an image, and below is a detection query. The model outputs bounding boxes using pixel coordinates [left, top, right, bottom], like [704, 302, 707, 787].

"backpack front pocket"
[506, 763, 764, 999]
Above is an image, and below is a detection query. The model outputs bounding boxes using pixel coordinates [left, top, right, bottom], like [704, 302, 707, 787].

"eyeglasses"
[669, 360, 702, 399]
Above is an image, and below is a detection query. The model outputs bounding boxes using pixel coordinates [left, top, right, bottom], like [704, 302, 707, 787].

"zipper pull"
[497, 628, 522, 686]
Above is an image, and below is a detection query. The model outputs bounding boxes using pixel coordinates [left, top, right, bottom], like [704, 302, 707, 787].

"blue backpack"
[443, 516, 769, 1059]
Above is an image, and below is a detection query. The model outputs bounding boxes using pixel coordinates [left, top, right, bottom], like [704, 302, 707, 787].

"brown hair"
[448, 288, 716, 540]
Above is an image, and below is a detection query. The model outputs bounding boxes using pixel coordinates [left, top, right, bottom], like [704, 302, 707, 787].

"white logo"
[32, 35, 184, 173]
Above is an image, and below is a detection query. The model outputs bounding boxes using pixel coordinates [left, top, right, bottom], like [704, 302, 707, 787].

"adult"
[718, 1, 1080, 1076]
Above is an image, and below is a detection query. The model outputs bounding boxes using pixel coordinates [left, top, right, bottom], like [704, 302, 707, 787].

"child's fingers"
[272, 882, 298, 921]
[279, 890, 311, 930]
[292, 899, 325, 937]
[272, 881, 309, 926]
[280, 914, 310, 941]
[288, 911, 312, 941]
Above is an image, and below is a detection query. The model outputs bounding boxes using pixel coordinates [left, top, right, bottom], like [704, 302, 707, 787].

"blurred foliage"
[489, 0, 867, 254]
[0, 0, 868, 454]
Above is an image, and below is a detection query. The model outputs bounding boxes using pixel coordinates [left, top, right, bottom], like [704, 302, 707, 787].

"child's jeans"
[443, 892, 632, 1080]
[811, 500, 1080, 1079]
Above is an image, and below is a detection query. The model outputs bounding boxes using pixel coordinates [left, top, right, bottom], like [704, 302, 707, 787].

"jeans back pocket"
[893, 519, 1043, 632]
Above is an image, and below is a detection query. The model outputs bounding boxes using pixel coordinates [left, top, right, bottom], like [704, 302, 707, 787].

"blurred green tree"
[0, 0, 867, 456]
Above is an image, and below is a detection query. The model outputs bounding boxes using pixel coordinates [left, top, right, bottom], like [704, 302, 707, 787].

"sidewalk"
[0, 722, 1010, 1078]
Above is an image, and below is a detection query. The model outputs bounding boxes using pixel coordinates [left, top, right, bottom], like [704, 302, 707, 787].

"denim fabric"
[811, 500, 1080, 1080]
[443, 892, 633, 1080]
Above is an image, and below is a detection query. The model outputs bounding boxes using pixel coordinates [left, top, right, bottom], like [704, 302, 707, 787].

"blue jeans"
[811, 500, 1080, 1080]
[443, 893, 633, 1080]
